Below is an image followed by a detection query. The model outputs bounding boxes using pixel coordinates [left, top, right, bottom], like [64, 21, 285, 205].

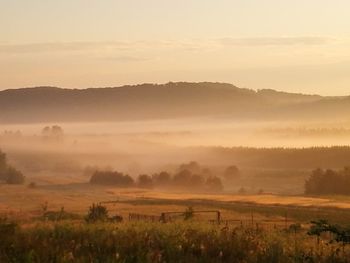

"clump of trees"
[0, 150, 25, 185]
[151, 161, 223, 192]
[305, 167, 350, 195]
[90, 171, 134, 187]
[41, 125, 64, 141]
[89, 161, 225, 192]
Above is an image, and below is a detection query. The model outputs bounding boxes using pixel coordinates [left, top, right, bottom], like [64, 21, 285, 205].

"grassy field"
[2, 182, 350, 224]
[2, 182, 350, 262]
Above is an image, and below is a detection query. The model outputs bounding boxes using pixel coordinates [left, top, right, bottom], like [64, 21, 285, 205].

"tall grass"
[1, 221, 350, 263]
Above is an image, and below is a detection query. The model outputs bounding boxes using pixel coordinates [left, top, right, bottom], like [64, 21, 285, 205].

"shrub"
[85, 203, 109, 223]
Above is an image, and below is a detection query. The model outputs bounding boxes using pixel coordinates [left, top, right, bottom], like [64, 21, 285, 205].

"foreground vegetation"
[1, 219, 350, 263]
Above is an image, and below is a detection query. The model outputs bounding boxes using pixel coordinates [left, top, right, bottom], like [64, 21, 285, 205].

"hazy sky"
[1, 0, 350, 95]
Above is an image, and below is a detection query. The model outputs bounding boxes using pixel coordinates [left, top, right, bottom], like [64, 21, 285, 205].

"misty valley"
[1, 83, 350, 262]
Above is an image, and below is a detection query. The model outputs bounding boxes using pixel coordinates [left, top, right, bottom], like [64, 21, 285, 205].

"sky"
[1, 0, 350, 95]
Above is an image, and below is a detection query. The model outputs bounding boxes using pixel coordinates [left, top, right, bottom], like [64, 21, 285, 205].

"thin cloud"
[0, 41, 138, 54]
[218, 36, 332, 47]
[0, 37, 337, 55]
[98, 55, 152, 62]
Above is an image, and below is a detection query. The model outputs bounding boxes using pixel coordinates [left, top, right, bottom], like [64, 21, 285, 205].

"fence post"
[285, 211, 288, 230]
[160, 213, 166, 223]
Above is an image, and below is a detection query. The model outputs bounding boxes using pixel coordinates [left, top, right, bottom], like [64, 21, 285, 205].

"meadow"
[2, 183, 350, 262]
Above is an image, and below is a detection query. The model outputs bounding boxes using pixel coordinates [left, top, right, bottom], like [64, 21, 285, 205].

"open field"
[2, 183, 350, 225]
[2, 182, 350, 262]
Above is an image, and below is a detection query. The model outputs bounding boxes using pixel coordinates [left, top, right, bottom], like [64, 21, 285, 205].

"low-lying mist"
[1, 118, 350, 194]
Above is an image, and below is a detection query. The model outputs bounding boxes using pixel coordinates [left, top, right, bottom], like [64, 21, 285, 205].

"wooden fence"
[128, 210, 295, 230]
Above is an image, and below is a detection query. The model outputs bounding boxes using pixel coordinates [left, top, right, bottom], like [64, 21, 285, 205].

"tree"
[51, 125, 64, 137]
[205, 176, 223, 192]
[173, 169, 192, 187]
[0, 151, 7, 180]
[152, 171, 171, 187]
[189, 174, 205, 189]
[0, 150, 24, 184]
[6, 167, 25, 184]
[41, 125, 64, 141]
[178, 161, 201, 173]
[224, 165, 240, 181]
[137, 174, 153, 189]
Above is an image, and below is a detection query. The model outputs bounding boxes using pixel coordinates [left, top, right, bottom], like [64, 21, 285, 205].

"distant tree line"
[305, 167, 350, 195]
[0, 150, 25, 184]
[209, 146, 350, 169]
[89, 161, 230, 192]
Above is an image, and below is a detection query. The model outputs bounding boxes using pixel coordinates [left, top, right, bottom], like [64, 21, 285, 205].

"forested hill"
[0, 82, 348, 123]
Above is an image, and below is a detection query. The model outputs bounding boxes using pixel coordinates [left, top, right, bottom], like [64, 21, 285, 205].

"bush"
[85, 203, 109, 223]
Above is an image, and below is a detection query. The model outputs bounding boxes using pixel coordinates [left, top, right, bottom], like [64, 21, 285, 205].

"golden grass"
[1, 182, 350, 222]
